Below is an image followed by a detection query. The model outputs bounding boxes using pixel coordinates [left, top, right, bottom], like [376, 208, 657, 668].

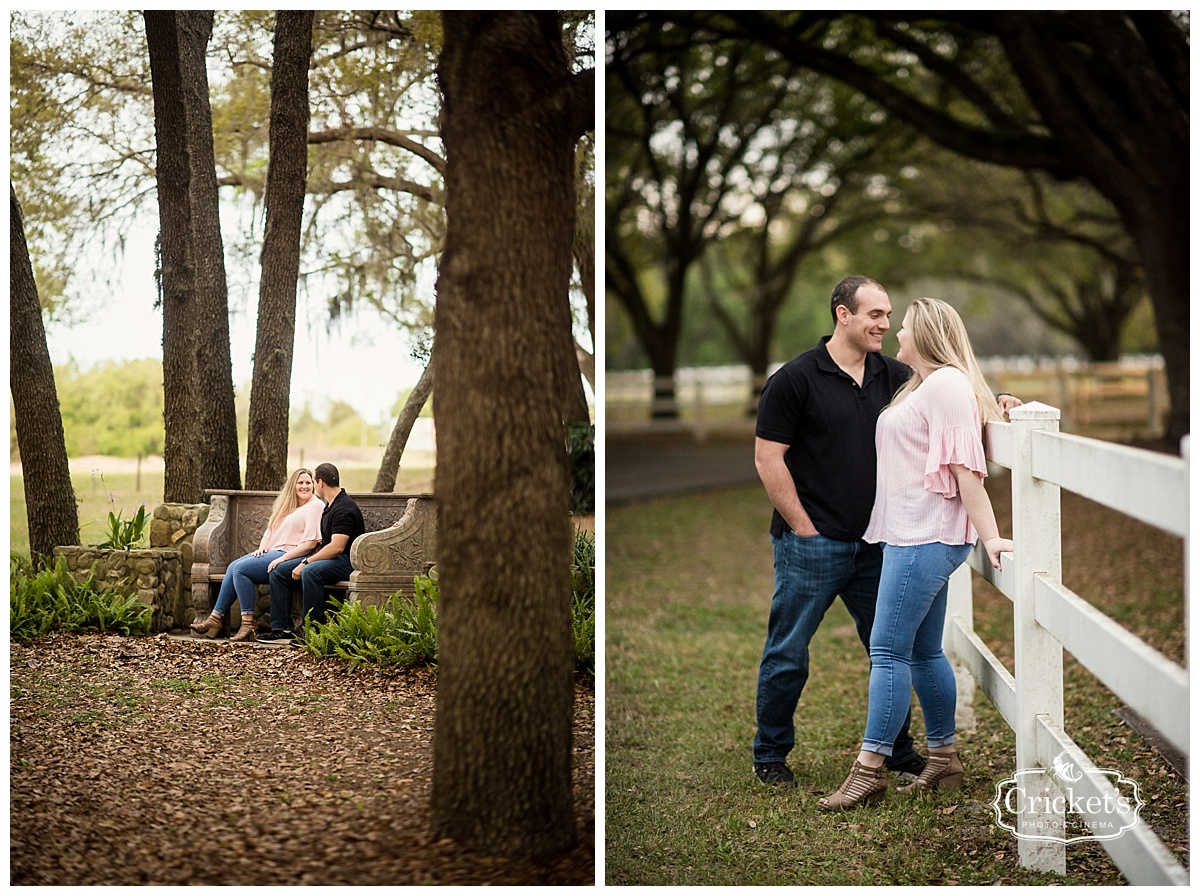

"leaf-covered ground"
[10, 634, 595, 885]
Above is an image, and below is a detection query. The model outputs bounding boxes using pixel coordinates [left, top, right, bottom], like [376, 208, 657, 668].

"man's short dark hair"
[314, 462, 340, 488]
[831, 275, 885, 322]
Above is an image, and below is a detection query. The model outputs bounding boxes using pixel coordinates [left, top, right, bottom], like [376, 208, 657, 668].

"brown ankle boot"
[899, 750, 964, 794]
[189, 613, 223, 639]
[818, 760, 887, 810]
[229, 615, 257, 642]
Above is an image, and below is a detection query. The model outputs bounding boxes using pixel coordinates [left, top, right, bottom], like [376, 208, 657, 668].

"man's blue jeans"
[268, 554, 353, 632]
[862, 542, 972, 755]
[754, 531, 919, 769]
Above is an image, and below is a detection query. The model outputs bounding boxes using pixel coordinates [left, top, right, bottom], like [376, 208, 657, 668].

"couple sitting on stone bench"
[190, 462, 364, 644]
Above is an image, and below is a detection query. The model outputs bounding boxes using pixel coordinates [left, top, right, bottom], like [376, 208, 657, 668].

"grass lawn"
[10, 464, 435, 560]
[605, 480, 1187, 885]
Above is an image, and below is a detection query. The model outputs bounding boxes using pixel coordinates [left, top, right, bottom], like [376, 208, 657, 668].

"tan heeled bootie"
[898, 750, 964, 794]
[189, 613, 223, 639]
[818, 760, 888, 811]
[229, 614, 257, 642]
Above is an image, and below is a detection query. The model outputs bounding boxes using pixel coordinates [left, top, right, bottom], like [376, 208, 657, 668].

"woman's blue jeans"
[213, 550, 286, 616]
[862, 542, 972, 755]
[754, 531, 920, 769]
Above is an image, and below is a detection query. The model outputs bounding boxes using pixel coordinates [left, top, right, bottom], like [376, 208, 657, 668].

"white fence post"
[1008, 402, 1066, 873]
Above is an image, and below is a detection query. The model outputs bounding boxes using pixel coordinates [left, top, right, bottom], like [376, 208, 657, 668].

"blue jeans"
[214, 550, 285, 615]
[268, 554, 353, 632]
[862, 542, 972, 756]
[754, 532, 919, 769]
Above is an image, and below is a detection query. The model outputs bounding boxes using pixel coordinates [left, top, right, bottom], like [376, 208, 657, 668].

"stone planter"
[52, 546, 183, 633]
[51, 502, 209, 634]
[149, 503, 209, 626]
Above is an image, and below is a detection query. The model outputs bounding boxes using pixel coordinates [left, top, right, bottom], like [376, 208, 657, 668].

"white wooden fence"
[944, 402, 1188, 884]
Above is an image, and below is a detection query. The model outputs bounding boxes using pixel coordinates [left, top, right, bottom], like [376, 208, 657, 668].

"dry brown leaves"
[10, 633, 595, 885]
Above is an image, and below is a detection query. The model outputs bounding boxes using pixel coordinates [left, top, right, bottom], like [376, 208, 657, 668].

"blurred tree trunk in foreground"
[431, 10, 593, 862]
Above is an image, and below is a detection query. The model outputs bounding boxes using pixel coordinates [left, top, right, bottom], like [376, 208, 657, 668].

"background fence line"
[945, 402, 1188, 884]
[606, 356, 1169, 441]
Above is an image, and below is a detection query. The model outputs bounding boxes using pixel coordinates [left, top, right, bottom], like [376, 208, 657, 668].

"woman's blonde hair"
[891, 297, 1003, 425]
[267, 468, 315, 534]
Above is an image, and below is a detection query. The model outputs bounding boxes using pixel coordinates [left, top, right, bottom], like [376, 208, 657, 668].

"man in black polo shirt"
[752, 275, 1019, 788]
[262, 462, 366, 642]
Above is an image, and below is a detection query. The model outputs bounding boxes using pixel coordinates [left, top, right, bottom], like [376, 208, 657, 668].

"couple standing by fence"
[752, 275, 1018, 809]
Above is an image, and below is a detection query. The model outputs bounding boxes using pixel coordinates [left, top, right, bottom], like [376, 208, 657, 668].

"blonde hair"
[891, 297, 1003, 425]
[267, 468, 315, 534]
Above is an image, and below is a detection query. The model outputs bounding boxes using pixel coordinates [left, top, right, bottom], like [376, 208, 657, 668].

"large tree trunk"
[177, 11, 241, 490]
[145, 11, 203, 504]
[432, 10, 591, 862]
[1106, 191, 1188, 442]
[245, 11, 313, 490]
[991, 12, 1190, 444]
[10, 185, 79, 563]
[372, 358, 433, 493]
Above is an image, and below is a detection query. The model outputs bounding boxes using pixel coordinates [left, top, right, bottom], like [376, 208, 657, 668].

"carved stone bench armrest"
[192, 494, 231, 572]
[350, 496, 437, 576]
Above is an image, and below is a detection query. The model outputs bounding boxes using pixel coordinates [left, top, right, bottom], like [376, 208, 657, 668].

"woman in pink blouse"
[190, 468, 325, 642]
[820, 298, 1013, 810]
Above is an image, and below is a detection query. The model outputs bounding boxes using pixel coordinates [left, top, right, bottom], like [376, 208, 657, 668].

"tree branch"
[308, 126, 445, 174]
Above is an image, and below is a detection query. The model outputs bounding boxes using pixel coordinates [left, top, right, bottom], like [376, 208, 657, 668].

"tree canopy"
[606, 12, 1186, 439]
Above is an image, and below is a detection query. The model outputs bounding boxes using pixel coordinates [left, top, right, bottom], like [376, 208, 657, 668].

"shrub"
[572, 528, 596, 678]
[305, 529, 597, 678]
[567, 421, 595, 515]
[10, 553, 152, 641]
[303, 575, 439, 672]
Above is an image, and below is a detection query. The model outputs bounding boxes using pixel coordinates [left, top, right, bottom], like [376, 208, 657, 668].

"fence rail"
[945, 402, 1188, 884]
[607, 356, 1169, 439]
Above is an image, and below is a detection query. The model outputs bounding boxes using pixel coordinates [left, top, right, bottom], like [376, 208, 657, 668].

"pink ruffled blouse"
[863, 366, 987, 547]
[261, 497, 325, 553]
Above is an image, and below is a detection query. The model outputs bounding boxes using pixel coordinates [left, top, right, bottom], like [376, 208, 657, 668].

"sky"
[43, 219, 427, 430]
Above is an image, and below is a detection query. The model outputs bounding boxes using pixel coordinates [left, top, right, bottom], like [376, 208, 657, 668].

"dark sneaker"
[258, 630, 295, 643]
[887, 753, 927, 777]
[754, 762, 797, 788]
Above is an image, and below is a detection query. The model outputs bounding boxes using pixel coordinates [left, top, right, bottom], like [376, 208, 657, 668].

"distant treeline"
[8, 358, 430, 461]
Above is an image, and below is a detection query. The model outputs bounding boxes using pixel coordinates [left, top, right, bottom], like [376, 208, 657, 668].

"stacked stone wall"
[150, 503, 209, 628]
[53, 546, 182, 632]
[53, 503, 209, 633]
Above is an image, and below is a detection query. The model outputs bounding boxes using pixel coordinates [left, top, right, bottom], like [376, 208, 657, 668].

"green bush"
[571, 528, 596, 678]
[303, 575, 440, 672]
[567, 421, 595, 515]
[305, 529, 597, 678]
[10, 553, 152, 641]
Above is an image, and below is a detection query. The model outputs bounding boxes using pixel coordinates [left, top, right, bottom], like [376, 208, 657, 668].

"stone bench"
[190, 490, 437, 632]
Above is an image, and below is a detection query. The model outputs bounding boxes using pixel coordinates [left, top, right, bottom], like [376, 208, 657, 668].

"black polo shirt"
[756, 337, 911, 542]
[321, 489, 366, 557]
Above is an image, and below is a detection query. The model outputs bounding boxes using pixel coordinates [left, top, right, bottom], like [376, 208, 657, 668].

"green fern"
[10, 555, 151, 641]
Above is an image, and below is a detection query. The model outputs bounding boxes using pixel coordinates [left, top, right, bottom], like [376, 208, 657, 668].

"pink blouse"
[261, 498, 325, 553]
[862, 366, 987, 547]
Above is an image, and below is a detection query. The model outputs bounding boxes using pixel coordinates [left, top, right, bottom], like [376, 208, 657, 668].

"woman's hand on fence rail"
[983, 536, 1013, 570]
[996, 393, 1022, 418]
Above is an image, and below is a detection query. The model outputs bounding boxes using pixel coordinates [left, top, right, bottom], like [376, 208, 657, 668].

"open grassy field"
[605, 478, 1187, 885]
[10, 463, 435, 560]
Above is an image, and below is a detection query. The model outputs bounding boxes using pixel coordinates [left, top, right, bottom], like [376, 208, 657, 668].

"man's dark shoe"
[258, 630, 295, 643]
[887, 753, 927, 777]
[754, 762, 797, 788]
